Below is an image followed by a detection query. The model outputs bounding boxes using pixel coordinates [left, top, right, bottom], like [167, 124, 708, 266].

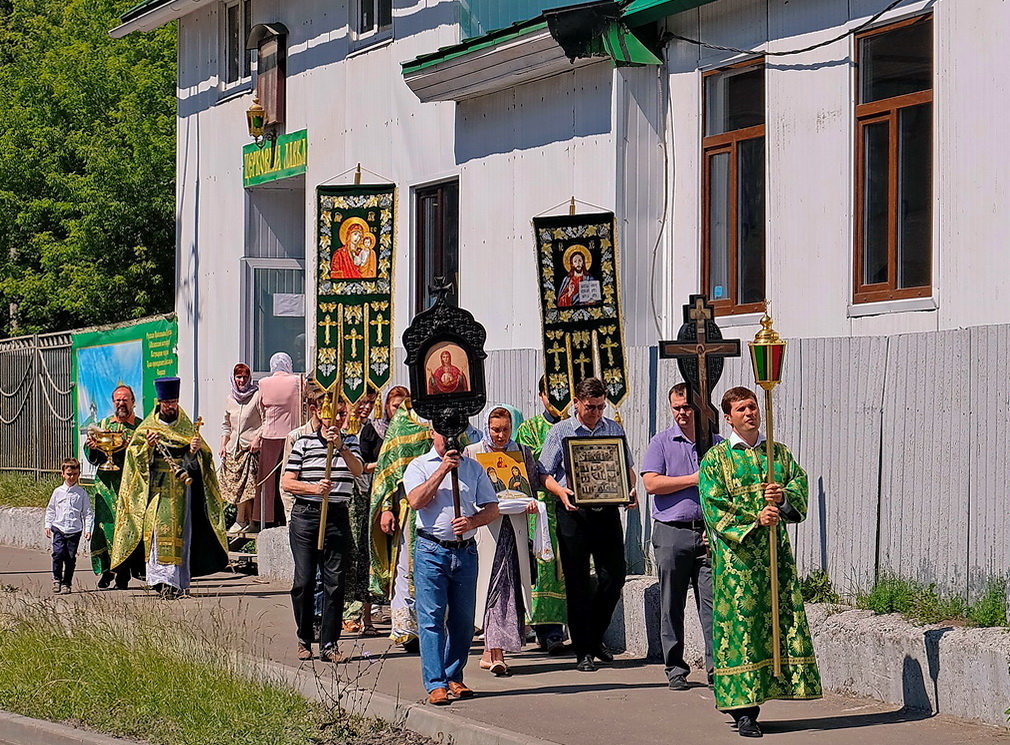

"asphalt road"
[1, 544, 1009, 745]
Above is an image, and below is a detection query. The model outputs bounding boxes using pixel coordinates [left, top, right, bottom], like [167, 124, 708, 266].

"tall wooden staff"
[749, 309, 787, 679]
[317, 392, 336, 551]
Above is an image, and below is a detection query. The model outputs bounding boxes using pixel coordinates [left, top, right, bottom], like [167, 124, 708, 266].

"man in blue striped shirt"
[282, 389, 363, 663]
[540, 377, 637, 672]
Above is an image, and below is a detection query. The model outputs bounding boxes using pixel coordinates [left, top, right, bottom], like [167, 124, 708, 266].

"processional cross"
[658, 294, 741, 456]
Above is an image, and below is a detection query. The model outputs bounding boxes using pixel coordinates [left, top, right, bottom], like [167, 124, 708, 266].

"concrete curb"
[0, 507, 48, 552]
[255, 525, 290, 582]
[607, 575, 1010, 727]
[257, 656, 564, 745]
[0, 710, 136, 745]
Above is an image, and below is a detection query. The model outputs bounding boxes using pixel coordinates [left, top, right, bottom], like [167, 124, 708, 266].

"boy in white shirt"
[44, 458, 93, 594]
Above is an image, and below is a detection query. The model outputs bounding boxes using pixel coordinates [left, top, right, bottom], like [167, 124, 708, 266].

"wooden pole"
[764, 387, 783, 679]
[317, 393, 336, 551]
[449, 435, 462, 531]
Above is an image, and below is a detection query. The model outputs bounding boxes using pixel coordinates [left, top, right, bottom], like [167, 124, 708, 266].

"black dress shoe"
[668, 673, 689, 690]
[576, 655, 597, 672]
[594, 645, 614, 664]
[737, 716, 762, 738]
[97, 572, 114, 589]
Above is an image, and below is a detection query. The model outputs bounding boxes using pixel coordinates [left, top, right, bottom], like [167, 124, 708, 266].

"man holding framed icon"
[540, 377, 637, 672]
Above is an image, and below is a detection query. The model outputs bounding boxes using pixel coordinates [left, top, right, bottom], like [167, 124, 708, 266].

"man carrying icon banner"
[698, 386, 821, 739]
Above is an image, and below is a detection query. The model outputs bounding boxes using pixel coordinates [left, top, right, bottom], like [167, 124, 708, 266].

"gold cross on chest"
[318, 314, 338, 346]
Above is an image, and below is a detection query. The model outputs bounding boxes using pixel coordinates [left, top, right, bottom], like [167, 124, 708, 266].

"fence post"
[33, 335, 41, 478]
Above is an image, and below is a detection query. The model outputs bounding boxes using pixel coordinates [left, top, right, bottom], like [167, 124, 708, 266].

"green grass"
[0, 595, 346, 745]
[799, 570, 841, 604]
[855, 572, 1007, 627]
[0, 472, 62, 508]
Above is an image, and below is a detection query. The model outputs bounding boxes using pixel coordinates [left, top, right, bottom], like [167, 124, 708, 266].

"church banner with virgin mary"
[315, 184, 395, 404]
[532, 211, 628, 414]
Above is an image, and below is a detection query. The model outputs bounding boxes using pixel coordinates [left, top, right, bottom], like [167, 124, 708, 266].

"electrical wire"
[664, 0, 910, 57]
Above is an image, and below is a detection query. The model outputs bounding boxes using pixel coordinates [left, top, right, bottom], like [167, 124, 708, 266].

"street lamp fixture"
[246, 95, 275, 148]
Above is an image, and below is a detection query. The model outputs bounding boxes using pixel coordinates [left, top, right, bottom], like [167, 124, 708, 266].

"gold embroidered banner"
[533, 211, 628, 413]
[315, 184, 395, 404]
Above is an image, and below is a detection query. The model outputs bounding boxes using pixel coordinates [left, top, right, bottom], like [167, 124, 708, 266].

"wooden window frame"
[414, 180, 459, 315]
[221, 0, 253, 88]
[701, 59, 766, 316]
[853, 15, 933, 304]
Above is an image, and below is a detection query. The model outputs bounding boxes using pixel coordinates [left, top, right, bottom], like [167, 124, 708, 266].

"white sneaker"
[227, 522, 248, 535]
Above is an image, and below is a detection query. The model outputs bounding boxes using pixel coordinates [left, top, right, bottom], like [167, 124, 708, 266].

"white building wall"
[661, 0, 1010, 344]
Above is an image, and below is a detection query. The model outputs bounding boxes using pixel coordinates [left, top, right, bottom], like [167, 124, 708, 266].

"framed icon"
[562, 435, 631, 506]
[474, 451, 534, 501]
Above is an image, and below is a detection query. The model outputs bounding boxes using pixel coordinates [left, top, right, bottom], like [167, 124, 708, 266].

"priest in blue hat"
[111, 377, 228, 598]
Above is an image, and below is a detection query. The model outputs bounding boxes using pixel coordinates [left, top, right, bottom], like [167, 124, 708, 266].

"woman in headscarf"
[465, 406, 543, 675]
[254, 352, 302, 529]
[344, 385, 410, 635]
[219, 363, 262, 533]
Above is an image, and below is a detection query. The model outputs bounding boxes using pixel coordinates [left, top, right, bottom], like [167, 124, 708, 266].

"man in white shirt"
[44, 458, 94, 594]
[403, 432, 499, 705]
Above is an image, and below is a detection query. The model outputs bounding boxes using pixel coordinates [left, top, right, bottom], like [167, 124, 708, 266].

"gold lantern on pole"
[748, 308, 787, 679]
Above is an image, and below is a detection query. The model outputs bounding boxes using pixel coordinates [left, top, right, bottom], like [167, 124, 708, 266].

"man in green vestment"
[83, 385, 143, 589]
[111, 377, 228, 599]
[514, 376, 567, 653]
[699, 386, 821, 738]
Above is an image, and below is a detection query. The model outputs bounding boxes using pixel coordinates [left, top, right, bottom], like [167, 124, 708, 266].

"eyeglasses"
[671, 405, 693, 412]
[580, 403, 606, 411]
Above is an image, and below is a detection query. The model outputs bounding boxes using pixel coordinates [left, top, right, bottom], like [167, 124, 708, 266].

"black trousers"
[556, 505, 626, 658]
[51, 529, 82, 585]
[289, 501, 350, 649]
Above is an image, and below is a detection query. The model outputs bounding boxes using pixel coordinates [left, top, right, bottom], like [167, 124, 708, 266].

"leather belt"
[660, 519, 706, 531]
[294, 498, 348, 510]
[417, 529, 475, 549]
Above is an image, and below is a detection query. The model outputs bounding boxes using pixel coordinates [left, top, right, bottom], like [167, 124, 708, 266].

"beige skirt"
[220, 447, 258, 505]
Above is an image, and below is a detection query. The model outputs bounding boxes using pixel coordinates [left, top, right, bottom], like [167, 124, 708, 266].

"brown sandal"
[360, 624, 381, 637]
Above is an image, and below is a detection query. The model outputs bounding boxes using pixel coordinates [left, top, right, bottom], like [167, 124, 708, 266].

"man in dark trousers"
[540, 377, 637, 672]
[641, 382, 716, 690]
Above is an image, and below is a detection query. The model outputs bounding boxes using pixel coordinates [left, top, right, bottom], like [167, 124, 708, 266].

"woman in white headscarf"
[465, 405, 543, 675]
[253, 352, 302, 528]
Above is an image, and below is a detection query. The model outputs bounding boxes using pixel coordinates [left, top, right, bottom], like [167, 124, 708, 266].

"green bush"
[855, 572, 1006, 627]
[0, 472, 61, 508]
[799, 570, 841, 604]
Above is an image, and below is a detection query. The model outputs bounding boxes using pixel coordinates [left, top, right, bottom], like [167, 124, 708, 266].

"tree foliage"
[0, 0, 175, 337]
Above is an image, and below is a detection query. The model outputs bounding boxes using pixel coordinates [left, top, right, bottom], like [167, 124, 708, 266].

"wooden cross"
[318, 314, 338, 346]
[347, 328, 364, 358]
[370, 312, 389, 344]
[658, 294, 741, 456]
[600, 336, 619, 366]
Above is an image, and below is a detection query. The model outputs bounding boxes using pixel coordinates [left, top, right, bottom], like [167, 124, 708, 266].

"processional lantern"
[749, 307, 786, 680]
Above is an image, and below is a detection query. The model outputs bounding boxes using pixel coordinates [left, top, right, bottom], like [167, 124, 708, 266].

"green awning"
[622, 0, 719, 27]
[591, 21, 662, 66]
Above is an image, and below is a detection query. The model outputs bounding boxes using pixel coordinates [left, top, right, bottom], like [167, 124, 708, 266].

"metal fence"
[0, 332, 74, 475]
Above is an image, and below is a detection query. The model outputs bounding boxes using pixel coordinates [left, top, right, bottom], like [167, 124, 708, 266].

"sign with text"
[243, 129, 307, 187]
[71, 316, 179, 479]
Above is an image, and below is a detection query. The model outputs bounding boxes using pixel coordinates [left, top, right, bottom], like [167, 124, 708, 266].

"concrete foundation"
[255, 526, 290, 582]
[0, 507, 49, 552]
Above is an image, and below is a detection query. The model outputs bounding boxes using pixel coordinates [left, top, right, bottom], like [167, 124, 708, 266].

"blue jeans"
[413, 535, 478, 693]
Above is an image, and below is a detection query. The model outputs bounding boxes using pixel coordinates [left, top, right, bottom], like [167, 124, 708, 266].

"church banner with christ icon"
[314, 184, 395, 404]
[533, 211, 628, 414]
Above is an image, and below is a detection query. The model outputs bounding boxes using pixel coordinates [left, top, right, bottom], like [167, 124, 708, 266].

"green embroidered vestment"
[515, 414, 567, 626]
[698, 439, 822, 710]
[83, 416, 139, 575]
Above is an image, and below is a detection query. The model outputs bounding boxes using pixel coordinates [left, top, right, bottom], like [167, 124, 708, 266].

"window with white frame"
[223, 0, 253, 86]
[246, 261, 306, 374]
[352, 0, 392, 44]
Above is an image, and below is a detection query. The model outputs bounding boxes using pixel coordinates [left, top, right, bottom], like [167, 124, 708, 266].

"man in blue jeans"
[403, 431, 499, 705]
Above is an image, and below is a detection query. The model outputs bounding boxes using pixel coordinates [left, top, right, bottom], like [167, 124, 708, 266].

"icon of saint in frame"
[329, 216, 378, 280]
[556, 243, 602, 308]
[424, 341, 470, 395]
